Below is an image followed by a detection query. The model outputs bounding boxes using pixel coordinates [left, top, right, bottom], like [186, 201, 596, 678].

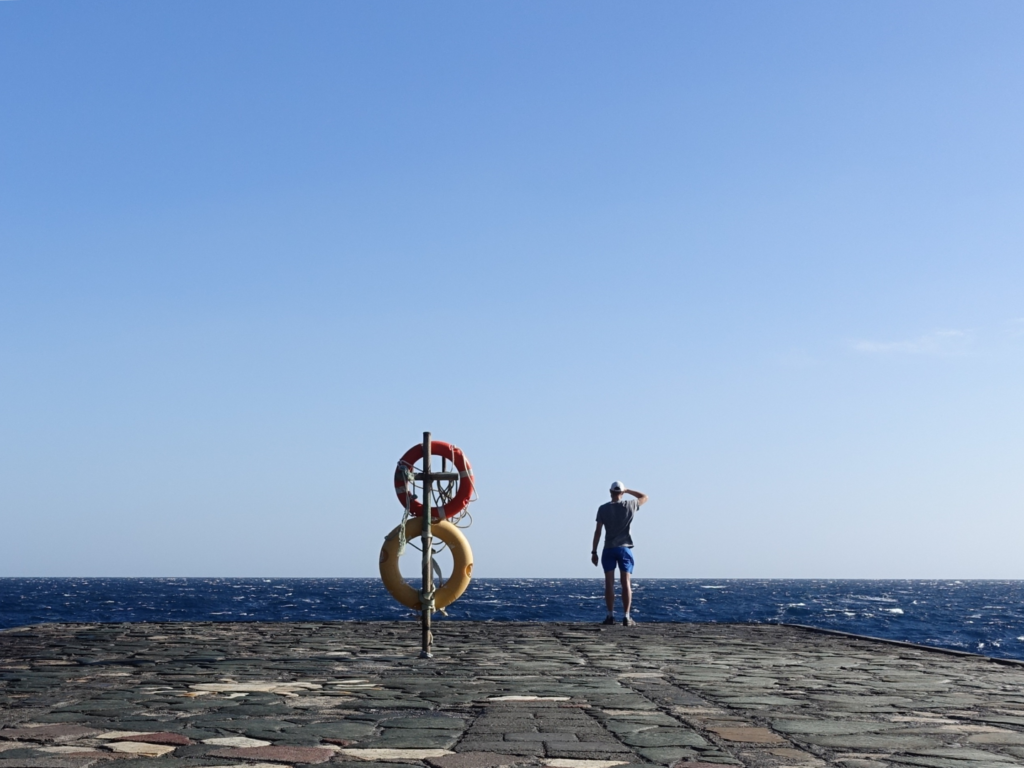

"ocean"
[1, 578, 1022, 661]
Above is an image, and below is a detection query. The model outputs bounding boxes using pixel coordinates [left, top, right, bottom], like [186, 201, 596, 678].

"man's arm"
[591, 522, 603, 566]
[625, 488, 649, 506]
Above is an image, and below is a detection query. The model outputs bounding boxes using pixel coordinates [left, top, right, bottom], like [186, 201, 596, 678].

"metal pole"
[420, 431, 433, 658]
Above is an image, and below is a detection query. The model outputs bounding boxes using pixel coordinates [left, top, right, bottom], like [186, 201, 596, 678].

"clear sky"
[2, 1, 1023, 579]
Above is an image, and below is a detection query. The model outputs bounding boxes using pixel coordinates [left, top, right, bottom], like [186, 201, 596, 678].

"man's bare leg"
[604, 570, 616, 615]
[621, 570, 632, 616]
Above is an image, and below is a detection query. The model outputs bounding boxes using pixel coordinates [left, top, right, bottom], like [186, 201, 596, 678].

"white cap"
[610, 481, 626, 492]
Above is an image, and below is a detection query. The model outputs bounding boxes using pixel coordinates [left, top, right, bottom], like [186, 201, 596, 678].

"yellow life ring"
[378, 518, 474, 611]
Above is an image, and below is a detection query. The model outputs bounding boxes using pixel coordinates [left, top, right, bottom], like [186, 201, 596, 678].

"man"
[591, 481, 649, 626]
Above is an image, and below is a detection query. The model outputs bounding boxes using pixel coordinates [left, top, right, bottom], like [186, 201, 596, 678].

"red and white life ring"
[394, 440, 474, 520]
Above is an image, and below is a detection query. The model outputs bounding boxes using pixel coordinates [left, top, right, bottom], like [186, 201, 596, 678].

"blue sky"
[2, 1, 1023, 578]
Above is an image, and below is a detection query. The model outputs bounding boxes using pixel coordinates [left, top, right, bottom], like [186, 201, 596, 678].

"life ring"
[394, 440, 474, 520]
[378, 518, 474, 611]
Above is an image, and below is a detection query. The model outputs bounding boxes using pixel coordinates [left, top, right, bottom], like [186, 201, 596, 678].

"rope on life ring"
[378, 518, 474, 611]
[394, 440, 474, 520]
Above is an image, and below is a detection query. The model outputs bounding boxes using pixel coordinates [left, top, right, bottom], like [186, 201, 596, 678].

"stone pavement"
[2, 622, 1024, 768]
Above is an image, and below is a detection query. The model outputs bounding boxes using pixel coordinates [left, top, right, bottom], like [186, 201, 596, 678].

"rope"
[396, 461, 414, 557]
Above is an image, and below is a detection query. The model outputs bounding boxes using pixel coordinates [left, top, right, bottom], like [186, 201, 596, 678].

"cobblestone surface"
[2, 622, 1024, 768]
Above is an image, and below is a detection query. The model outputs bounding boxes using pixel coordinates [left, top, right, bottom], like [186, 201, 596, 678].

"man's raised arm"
[625, 488, 649, 506]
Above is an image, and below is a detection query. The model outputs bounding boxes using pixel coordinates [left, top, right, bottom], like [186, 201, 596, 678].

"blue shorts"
[601, 547, 634, 574]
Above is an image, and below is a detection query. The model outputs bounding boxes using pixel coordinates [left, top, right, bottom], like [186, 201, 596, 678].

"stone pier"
[2, 622, 1024, 768]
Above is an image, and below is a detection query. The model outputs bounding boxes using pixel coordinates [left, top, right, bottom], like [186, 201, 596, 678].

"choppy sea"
[1, 578, 1022, 661]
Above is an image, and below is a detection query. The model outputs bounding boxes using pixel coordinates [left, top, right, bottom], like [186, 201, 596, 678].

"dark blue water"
[2, 578, 1022, 661]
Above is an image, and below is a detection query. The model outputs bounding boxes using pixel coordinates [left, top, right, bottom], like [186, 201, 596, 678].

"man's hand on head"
[625, 488, 649, 506]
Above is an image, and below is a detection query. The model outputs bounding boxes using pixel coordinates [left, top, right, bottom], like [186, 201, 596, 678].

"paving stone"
[717, 696, 803, 707]
[338, 748, 455, 760]
[636, 747, 701, 765]
[454, 742, 544, 756]
[967, 732, 1024, 745]
[97, 730, 156, 739]
[124, 732, 192, 746]
[544, 742, 632, 755]
[263, 731, 326, 746]
[545, 752, 634, 763]
[216, 705, 292, 718]
[705, 727, 785, 744]
[107, 741, 178, 756]
[904, 748, 1016, 762]
[0, 743, 34, 754]
[681, 757, 741, 765]
[771, 720, 896, 736]
[0, 726, 100, 743]
[888, 758, 1012, 768]
[383, 717, 467, 731]
[27, 715, 96, 725]
[203, 737, 272, 748]
[794, 733, 943, 749]
[969, 716, 1024, 728]
[371, 730, 461, 748]
[110, 720, 185, 732]
[191, 683, 322, 695]
[768, 747, 819, 761]
[0, 760, 99, 768]
[200, 718, 293, 733]
[0, 748, 50, 759]
[601, 719, 676, 734]
[469, 721, 537, 733]
[620, 729, 706, 748]
[353, 700, 435, 710]
[169, 744, 220, 758]
[425, 752, 523, 768]
[207, 745, 336, 763]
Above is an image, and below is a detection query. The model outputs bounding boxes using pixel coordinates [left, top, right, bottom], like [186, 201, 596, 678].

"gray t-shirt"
[596, 498, 640, 549]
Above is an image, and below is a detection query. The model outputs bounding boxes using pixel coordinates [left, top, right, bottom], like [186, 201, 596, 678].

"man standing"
[592, 481, 649, 626]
